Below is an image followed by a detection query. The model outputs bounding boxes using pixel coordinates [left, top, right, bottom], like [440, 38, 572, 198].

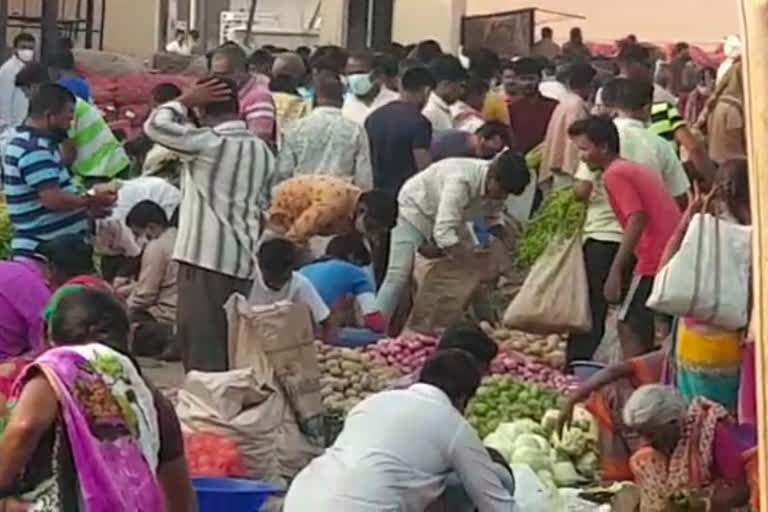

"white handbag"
[646, 213, 752, 330]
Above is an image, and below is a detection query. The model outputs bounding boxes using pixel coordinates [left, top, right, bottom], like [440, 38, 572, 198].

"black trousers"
[177, 263, 252, 372]
[567, 239, 620, 363]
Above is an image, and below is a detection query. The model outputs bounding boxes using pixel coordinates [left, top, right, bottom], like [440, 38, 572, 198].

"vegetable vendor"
[376, 153, 531, 325]
[299, 234, 387, 343]
[622, 385, 749, 512]
[284, 349, 515, 512]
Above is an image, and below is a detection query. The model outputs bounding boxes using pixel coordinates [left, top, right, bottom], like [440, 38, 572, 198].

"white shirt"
[248, 270, 330, 324]
[398, 158, 505, 248]
[94, 176, 182, 257]
[165, 39, 191, 56]
[0, 56, 29, 130]
[422, 92, 454, 131]
[284, 383, 514, 512]
[576, 117, 690, 243]
[539, 79, 568, 102]
[144, 101, 274, 279]
[342, 87, 399, 126]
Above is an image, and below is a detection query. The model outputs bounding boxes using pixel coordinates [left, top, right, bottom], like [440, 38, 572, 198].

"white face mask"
[16, 49, 34, 63]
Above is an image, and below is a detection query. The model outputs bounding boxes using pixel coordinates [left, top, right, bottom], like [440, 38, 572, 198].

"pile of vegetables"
[465, 375, 565, 439]
[480, 322, 567, 369]
[0, 200, 12, 261]
[482, 406, 600, 489]
[315, 342, 401, 413]
[368, 332, 438, 375]
[488, 351, 579, 394]
[515, 188, 586, 267]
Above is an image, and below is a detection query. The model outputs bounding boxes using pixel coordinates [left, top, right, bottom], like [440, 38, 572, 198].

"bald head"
[272, 52, 306, 81]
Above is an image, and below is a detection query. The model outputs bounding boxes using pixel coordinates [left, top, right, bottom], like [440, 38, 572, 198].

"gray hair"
[622, 384, 687, 429]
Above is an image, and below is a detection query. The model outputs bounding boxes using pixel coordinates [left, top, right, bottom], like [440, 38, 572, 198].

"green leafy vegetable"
[515, 188, 586, 267]
[0, 201, 13, 261]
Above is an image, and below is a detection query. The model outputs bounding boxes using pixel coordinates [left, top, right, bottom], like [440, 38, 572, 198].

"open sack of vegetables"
[504, 189, 591, 334]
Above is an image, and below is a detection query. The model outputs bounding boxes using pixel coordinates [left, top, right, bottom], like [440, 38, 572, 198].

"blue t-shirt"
[300, 259, 376, 312]
[58, 77, 92, 103]
[2, 127, 88, 257]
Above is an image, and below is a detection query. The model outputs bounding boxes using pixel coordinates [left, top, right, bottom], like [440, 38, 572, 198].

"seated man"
[249, 238, 332, 339]
[124, 200, 179, 360]
[284, 349, 515, 511]
[267, 175, 396, 247]
[300, 234, 386, 338]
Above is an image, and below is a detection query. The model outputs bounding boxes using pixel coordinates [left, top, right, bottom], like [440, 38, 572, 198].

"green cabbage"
[576, 451, 600, 479]
[483, 431, 514, 462]
[514, 433, 551, 453]
[511, 446, 552, 473]
[552, 461, 589, 487]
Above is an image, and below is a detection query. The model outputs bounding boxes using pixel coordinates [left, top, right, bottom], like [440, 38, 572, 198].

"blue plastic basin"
[192, 477, 278, 512]
[568, 360, 606, 381]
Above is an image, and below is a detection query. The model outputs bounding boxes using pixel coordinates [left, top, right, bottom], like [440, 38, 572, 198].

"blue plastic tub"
[193, 477, 278, 512]
[336, 327, 386, 347]
[568, 360, 606, 381]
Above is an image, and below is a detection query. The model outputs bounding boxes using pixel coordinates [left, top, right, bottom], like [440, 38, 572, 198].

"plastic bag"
[503, 236, 591, 334]
[647, 213, 751, 330]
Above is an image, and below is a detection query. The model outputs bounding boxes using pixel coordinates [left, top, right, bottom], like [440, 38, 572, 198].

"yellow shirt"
[482, 90, 510, 126]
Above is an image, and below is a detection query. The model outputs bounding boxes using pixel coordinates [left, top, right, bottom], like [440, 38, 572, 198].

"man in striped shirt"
[14, 62, 131, 184]
[144, 76, 275, 372]
[210, 44, 276, 148]
[2, 84, 115, 257]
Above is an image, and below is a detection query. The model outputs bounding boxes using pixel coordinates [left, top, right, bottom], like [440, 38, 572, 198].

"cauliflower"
[555, 428, 588, 457]
[576, 451, 600, 479]
[540, 409, 561, 436]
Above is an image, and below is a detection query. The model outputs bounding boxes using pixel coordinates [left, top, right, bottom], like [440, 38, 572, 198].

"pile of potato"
[315, 342, 402, 413]
[480, 322, 567, 369]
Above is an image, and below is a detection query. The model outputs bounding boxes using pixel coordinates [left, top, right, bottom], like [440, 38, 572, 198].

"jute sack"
[176, 368, 320, 486]
[407, 251, 493, 335]
[225, 294, 325, 442]
[503, 236, 591, 334]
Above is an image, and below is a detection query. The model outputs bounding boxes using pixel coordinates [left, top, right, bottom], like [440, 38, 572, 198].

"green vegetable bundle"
[515, 188, 586, 267]
[0, 200, 13, 261]
[465, 375, 564, 439]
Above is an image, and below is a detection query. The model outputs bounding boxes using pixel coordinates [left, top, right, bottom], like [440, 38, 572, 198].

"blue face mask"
[346, 73, 374, 97]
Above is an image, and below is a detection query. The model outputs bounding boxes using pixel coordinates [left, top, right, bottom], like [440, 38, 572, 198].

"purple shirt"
[0, 258, 51, 359]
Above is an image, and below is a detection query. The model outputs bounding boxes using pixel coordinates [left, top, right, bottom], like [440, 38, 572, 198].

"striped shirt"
[143, 101, 274, 279]
[69, 98, 131, 180]
[2, 126, 88, 257]
[649, 101, 686, 145]
[240, 76, 276, 146]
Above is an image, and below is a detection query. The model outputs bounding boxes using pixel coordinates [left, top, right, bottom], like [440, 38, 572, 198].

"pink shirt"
[603, 159, 681, 276]
[0, 258, 51, 359]
[239, 76, 276, 145]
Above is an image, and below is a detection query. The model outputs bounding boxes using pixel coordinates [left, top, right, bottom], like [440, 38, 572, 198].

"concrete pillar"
[318, 0, 348, 46]
[392, 0, 466, 52]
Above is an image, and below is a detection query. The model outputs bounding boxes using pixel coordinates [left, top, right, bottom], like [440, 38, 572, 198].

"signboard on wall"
[461, 8, 535, 57]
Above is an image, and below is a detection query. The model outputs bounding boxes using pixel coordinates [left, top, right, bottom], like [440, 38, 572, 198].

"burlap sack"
[176, 368, 320, 486]
[407, 251, 494, 335]
[503, 236, 591, 334]
[225, 294, 325, 442]
[73, 49, 145, 76]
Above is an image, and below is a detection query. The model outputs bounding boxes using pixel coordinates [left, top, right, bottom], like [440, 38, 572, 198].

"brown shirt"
[128, 228, 178, 325]
[707, 96, 746, 165]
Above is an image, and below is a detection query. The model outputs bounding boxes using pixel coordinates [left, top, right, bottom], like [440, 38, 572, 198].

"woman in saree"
[558, 350, 667, 481]
[623, 384, 749, 512]
[0, 288, 195, 511]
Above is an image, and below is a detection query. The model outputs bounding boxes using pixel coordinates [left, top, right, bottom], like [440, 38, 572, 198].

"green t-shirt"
[68, 98, 131, 180]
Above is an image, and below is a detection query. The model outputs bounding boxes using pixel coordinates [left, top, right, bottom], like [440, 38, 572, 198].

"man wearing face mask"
[502, 57, 558, 154]
[0, 34, 36, 137]
[342, 51, 399, 126]
[2, 84, 116, 259]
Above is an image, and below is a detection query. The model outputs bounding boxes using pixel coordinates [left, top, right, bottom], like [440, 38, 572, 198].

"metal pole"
[98, 0, 105, 50]
[41, 0, 59, 64]
[84, 0, 94, 48]
[365, 0, 375, 48]
[243, 0, 258, 47]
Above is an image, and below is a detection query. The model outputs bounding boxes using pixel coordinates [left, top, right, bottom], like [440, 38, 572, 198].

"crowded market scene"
[0, 0, 761, 510]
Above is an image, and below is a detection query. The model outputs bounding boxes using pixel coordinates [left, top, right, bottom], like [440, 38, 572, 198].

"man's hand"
[178, 78, 234, 108]
[444, 243, 471, 262]
[604, 267, 623, 304]
[418, 242, 444, 259]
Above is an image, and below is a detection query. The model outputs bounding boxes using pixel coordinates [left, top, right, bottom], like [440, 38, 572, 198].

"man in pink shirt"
[569, 116, 681, 356]
[210, 43, 276, 147]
